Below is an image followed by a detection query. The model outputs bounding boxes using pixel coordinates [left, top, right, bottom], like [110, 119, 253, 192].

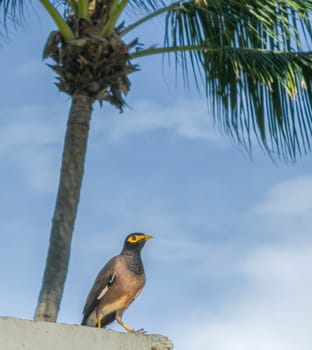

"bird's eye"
[128, 235, 138, 243]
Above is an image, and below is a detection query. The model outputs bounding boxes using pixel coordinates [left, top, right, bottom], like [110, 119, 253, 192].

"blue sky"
[1, 4, 312, 350]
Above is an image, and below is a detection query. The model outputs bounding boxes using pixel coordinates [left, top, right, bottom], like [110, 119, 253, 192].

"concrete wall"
[0, 317, 173, 350]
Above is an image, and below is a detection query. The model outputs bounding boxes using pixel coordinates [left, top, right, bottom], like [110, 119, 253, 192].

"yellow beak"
[143, 234, 153, 241]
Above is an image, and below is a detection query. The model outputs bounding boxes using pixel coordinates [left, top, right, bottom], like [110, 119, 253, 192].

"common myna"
[81, 233, 152, 332]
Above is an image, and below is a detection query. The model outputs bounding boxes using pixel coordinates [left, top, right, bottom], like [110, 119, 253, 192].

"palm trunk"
[34, 94, 93, 322]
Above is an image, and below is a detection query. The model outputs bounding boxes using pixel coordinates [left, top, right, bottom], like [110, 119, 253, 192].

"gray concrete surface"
[0, 316, 173, 350]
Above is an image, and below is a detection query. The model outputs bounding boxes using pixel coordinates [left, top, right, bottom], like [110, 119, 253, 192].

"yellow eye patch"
[127, 234, 153, 243]
[127, 234, 143, 243]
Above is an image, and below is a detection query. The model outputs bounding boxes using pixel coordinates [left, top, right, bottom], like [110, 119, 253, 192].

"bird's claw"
[135, 328, 147, 334]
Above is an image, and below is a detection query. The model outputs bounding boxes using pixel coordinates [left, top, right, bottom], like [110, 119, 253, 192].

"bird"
[81, 233, 152, 332]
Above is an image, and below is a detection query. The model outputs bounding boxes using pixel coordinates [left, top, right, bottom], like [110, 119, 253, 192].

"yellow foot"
[97, 318, 101, 329]
[117, 319, 133, 332]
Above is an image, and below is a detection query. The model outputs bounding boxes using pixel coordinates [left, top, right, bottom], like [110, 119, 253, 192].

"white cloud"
[93, 98, 228, 147]
[167, 176, 312, 350]
[15, 59, 46, 78]
[254, 176, 312, 215]
[250, 176, 312, 239]
[0, 104, 66, 193]
[0, 105, 64, 151]
[170, 237, 312, 350]
[0, 98, 227, 193]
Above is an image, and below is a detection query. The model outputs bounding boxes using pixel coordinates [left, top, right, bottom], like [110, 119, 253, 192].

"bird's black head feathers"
[121, 233, 152, 254]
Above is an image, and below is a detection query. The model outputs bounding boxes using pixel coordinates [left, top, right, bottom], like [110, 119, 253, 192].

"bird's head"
[122, 233, 153, 253]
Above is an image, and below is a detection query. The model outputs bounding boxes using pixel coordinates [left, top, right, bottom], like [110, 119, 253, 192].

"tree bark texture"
[34, 94, 93, 322]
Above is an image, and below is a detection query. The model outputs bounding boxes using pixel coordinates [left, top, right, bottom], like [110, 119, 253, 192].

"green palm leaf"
[203, 48, 312, 158]
[2, 0, 312, 160]
[0, 0, 24, 15]
[0, 0, 25, 30]
[128, 0, 166, 11]
[159, 0, 312, 159]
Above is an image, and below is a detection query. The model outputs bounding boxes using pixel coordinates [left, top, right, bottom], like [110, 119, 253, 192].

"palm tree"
[1, 0, 312, 322]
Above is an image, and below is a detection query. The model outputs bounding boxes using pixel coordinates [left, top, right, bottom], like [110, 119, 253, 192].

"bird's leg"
[97, 317, 102, 328]
[116, 312, 133, 332]
[117, 319, 133, 332]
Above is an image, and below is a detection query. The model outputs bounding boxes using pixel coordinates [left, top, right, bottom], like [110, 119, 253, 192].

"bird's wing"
[82, 256, 118, 321]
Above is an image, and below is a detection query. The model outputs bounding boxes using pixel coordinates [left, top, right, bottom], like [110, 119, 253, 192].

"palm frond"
[160, 0, 312, 160]
[128, 0, 166, 12]
[164, 0, 312, 79]
[202, 48, 312, 160]
[0, 0, 24, 16]
[0, 0, 25, 31]
[0, 0, 72, 33]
